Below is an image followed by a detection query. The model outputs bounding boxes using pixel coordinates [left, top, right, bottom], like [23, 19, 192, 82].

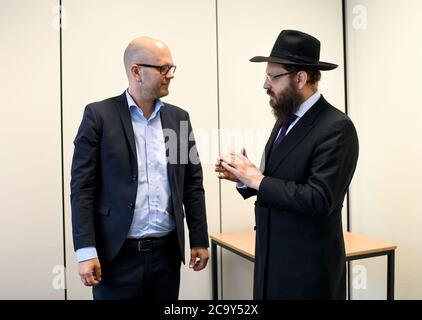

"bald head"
[123, 36, 171, 78]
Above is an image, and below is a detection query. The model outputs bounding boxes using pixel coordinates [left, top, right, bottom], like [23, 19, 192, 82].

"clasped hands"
[215, 148, 264, 190]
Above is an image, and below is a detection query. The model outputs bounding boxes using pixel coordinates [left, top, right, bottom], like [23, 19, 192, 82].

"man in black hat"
[216, 30, 359, 299]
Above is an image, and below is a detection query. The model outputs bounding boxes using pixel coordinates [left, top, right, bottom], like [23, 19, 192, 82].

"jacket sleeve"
[70, 105, 100, 250]
[237, 185, 258, 199]
[257, 119, 359, 217]
[183, 114, 209, 248]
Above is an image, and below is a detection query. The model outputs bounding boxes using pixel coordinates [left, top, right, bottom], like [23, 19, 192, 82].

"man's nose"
[165, 71, 175, 80]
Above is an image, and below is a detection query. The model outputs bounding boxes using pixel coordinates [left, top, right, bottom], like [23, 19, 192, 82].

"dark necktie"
[270, 114, 298, 154]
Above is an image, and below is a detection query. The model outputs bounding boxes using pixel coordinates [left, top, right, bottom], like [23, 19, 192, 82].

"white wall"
[347, 0, 422, 299]
[0, 0, 64, 299]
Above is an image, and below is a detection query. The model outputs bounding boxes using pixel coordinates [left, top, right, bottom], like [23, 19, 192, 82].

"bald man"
[71, 37, 209, 300]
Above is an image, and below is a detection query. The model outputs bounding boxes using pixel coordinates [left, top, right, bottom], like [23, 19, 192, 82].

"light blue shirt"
[76, 90, 175, 262]
[284, 90, 320, 135]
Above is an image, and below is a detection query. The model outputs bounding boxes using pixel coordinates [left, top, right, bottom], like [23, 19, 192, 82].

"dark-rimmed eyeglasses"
[265, 71, 294, 82]
[136, 63, 176, 76]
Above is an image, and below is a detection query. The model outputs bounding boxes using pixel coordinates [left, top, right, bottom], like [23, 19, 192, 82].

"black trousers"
[93, 233, 181, 300]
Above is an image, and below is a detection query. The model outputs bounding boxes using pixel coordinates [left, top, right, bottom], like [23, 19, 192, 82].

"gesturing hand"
[215, 157, 239, 182]
[216, 148, 264, 190]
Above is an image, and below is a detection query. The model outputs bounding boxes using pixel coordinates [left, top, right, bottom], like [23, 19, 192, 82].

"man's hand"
[215, 157, 240, 182]
[218, 148, 264, 190]
[78, 258, 102, 286]
[189, 247, 209, 271]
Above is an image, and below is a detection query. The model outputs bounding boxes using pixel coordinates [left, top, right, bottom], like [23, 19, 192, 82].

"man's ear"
[296, 71, 308, 90]
[131, 64, 141, 82]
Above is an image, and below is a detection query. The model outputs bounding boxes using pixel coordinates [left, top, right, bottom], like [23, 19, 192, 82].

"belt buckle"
[137, 239, 152, 252]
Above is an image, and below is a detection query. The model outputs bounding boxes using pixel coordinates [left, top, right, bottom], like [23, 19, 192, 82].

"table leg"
[387, 251, 395, 300]
[212, 240, 218, 300]
[347, 261, 351, 300]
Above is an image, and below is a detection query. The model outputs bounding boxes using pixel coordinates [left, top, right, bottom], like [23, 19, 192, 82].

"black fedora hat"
[250, 29, 337, 70]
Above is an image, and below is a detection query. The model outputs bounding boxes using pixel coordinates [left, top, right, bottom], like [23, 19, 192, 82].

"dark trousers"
[93, 233, 181, 300]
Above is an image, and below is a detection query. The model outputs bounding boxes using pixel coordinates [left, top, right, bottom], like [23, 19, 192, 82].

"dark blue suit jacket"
[71, 92, 209, 264]
[239, 96, 359, 299]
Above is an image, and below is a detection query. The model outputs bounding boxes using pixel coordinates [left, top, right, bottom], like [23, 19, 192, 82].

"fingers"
[83, 272, 99, 286]
[221, 152, 249, 167]
[190, 248, 209, 271]
[220, 161, 236, 174]
[215, 152, 248, 182]
[94, 264, 102, 282]
[219, 160, 239, 183]
[217, 171, 227, 179]
[214, 159, 232, 180]
[80, 269, 100, 286]
[193, 256, 208, 271]
[215, 157, 226, 172]
[214, 162, 225, 172]
[189, 252, 197, 269]
[79, 259, 101, 287]
[220, 154, 236, 167]
[189, 252, 207, 270]
[216, 150, 246, 167]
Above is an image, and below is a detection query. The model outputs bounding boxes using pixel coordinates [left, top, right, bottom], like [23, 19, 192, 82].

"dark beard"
[268, 82, 303, 122]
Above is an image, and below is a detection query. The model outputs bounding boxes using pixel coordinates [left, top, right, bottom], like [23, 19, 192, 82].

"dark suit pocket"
[98, 206, 110, 216]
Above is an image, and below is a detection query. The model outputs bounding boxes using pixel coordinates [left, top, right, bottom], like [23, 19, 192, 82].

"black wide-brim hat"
[250, 29, 338, 70]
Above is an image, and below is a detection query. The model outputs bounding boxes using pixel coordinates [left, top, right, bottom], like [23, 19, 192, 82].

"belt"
[125, 232, 174, 252]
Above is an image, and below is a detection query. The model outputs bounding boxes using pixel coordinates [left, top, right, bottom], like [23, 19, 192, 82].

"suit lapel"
[159, 104, 177, 192]
[264, 118, 283, 170]
[115, 92, 137, 159]
[265, 96, 327, 173]
[160, 104, 186, 221]
[159, 102, 174, 136]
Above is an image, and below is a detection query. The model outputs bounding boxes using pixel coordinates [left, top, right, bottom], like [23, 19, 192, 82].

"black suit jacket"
[71, 92, 209, 264]
[238, 95, 359, 299]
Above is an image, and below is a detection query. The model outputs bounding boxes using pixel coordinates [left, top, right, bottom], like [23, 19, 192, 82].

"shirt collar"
[294, 91, 321, 118]
[125, 89, 164, 120]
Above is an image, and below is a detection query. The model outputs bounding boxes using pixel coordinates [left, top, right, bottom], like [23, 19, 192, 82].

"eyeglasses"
[265, 71, 294, 82]
[136, 64, 177, 76]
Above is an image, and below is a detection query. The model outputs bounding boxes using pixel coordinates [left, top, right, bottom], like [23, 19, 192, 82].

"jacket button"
[131, 174, 137, 181]
[128, 203, 134, 209]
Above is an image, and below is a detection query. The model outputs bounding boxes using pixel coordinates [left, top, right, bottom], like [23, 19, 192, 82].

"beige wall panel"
[0, 0, 63, 299]
[217, 0, 345, 299]
[62, 0, 218, 299]
[347, 0, 422, 299]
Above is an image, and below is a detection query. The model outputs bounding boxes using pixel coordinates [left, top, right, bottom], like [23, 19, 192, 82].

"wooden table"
[210, 231, 397, 300]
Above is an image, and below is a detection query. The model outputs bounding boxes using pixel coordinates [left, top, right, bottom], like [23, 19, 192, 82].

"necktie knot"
[283, 114, 298, 128]
[270, 114, 298, 154]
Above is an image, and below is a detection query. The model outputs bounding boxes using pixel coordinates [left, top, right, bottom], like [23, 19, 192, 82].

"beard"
[267, 81, 303, 122]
